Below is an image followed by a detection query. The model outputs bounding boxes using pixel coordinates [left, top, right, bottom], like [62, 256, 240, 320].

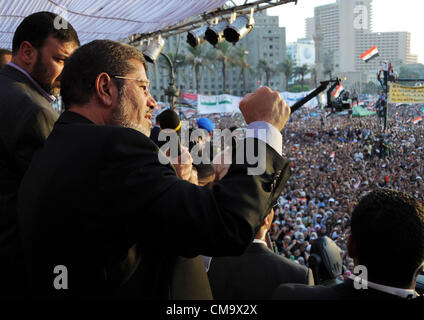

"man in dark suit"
[17, 39, 292, 299]
[208, 208, 314, 299]
[273, 189, 424, 300]
[0, 12, 79, 298]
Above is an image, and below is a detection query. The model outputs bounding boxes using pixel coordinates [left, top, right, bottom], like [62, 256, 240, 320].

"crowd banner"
[353, 105, 376, 117]
[195, 90, 319, 115]
[389, 83, 424, 104]
[279, 91, 319, 109]
[197, 94, 242, 115]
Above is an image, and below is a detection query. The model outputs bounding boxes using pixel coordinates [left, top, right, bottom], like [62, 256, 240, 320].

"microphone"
[157, 109, 182, 156]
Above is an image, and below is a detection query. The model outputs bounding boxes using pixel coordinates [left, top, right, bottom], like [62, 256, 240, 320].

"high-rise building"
[305, 17, 315, 40]
[356, 31, 418, 71]
[146, 11, 286, 102]
[312, 0, 415, 77]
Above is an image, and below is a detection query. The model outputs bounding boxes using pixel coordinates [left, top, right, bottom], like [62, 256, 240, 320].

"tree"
[232, 46, 252, 95]
[399, 65, 420, 79]
[207, 41, 234, 93]
[277, 58, 294, 91]
[184, 45, 211, 93]
[257, 59, 279, 87]
[294, 64, 310, 91]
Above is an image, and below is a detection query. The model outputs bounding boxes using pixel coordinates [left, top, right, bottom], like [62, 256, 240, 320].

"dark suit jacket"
[0, 64, 58, 298]
[17, 111, 290, 299]
[272, 278, 405, 300]
[207, 242, 313, 300]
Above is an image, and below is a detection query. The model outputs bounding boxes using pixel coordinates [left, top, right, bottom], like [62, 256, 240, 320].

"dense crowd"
[271, 104, 423, 277]
[186, 104, 423, 280]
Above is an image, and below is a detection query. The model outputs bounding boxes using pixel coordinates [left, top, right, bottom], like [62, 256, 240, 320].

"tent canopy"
[0, 0, 227, 49]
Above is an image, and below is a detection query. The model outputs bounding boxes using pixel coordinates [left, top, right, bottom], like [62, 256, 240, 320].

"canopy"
[0, 0, 227, 49]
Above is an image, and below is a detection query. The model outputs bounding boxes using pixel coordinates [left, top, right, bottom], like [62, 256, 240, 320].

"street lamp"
[160, 52, 179, 109]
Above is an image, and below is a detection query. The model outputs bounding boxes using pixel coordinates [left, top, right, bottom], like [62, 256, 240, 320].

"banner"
[352, 105, 376, 117]
[197, 94, 242, 115]
[279, 90, 319, 109]
[389, 83, 424, 104]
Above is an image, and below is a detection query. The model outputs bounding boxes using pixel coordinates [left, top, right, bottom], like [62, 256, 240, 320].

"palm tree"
[294, 64, 310, 91]
[278, 58, 294, 91]
[207, 41, 233, 93]
[184, 45, 211, 93]
[232, 46, 252, 94]
[257, 59, 278, 87]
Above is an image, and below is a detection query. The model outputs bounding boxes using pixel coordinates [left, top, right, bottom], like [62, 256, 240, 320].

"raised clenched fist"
[239, 86, 290, 132]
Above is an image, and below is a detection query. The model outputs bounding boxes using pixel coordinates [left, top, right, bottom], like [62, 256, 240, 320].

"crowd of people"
[185, 104, 423, 280]
[167, 103, 424, 294]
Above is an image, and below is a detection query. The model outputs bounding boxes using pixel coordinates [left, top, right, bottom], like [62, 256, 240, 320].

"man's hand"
[239, 86, 291, 132]
[169, 146, 194, 182]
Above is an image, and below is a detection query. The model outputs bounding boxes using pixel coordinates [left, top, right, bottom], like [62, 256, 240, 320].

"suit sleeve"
[100, 130, 291, 258]
[13, 105, 57, 176]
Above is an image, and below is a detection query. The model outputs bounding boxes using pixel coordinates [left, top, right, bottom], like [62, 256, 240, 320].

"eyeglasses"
[112, 76, 150, 95]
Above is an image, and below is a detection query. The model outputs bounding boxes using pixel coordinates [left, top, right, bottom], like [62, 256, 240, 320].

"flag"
[360, 45, 379, 63]
[179, 91, 198, 107]
[413, 116, 422, 124]
[333, 84, 343, 98]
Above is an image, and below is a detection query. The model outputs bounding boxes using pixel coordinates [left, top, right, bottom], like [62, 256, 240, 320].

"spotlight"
[139, 39, 149, 52]
[187, 25, 208, 48]
[143, 35, 165, 63]
[205, 20, 229, 46]
[224, 10, 255, 44]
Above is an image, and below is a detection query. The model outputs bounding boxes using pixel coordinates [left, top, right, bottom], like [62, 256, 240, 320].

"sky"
[267, 0, 423, 63]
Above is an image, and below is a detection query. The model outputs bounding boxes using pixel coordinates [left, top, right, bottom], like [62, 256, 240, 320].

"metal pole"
[384, 70, 388, 132]
[160, 52, 178, 109]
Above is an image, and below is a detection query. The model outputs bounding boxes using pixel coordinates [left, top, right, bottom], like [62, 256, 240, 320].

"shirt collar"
[7, 62, 56, 103]
[253, 239, 267, 246]
[348, 274, 419, 299]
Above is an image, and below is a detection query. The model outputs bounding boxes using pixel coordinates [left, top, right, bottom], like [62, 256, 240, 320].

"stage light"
[224, 10, 255, 44]
[187, 25, 208, 48]
[205, 19, 229, 46]
[143, 35, 165, 63]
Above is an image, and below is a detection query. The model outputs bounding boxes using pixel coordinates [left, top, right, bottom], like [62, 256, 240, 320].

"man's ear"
[264, 209, 275, 230]
[18, 41, 38, 67]
[347, 234, 358, 259]
[94, 72, 117, 107]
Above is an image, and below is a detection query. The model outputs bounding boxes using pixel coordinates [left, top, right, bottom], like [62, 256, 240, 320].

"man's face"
[112, 59, 157, 137]
[31, 36, 78, 94]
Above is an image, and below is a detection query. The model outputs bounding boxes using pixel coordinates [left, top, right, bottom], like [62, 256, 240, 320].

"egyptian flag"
[333, 83, 344, 98]
[360, 46, 379, 63]
[413, 116, 423, 124]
